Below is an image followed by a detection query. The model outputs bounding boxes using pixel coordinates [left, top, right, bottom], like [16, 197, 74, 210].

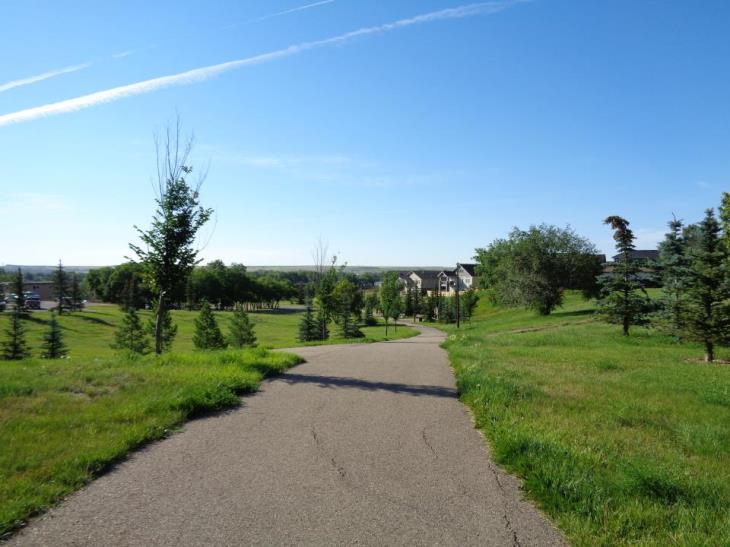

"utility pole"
[455, 264, 461, 328]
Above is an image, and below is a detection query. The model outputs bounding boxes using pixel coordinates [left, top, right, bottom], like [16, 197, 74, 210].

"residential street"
[12, 325, 564, 546]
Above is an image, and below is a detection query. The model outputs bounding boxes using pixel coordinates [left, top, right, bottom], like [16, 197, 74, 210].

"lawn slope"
[438, 292, 730, 546]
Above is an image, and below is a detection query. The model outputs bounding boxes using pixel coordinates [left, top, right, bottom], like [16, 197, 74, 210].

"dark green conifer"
[1, 307, 31, 360]
[229, 303, 257, 348]
[193, 300, 226, 350]
[41, 311, 68, 359]
[112, 307, 150, 354]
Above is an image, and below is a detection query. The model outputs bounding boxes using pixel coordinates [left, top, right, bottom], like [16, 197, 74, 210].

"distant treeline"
[85, 261, 382, 309]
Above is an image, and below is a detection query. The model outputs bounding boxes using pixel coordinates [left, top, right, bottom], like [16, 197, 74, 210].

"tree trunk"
[622, 314, 629, 336]
[705, 341, 714, 363]
[154, 292, 165, 355]
[384, 317, 389, 336]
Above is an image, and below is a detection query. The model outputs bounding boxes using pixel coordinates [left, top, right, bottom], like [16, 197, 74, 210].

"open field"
[0, 349, 303, 538]
[435, 292, 730, 545]
[0, 305, 418, 360]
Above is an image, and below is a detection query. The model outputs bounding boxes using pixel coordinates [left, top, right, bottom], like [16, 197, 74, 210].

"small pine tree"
[364, 299, 376, 326]
[656, 216, 689, 340]
[597, 216, 653, 335]
[440, 297, 456, 324]
[41, 311, 68, 359]
[298, 301, 320, 342]
[0, 283, 5, 313]
[146, 299, 177, 352]
[316, 305, 330, 340]
[1, 308, 31, 360]
[13, 268, 26, 312]
[53, 260, 70, 314]
[229, 303, 256, 348]
[193, 300, 226, 350]
[680, 209, 730, 362]
[112, 307, 150, 354]
[337, 294, 364, 339]
[69, 273, 84, 312]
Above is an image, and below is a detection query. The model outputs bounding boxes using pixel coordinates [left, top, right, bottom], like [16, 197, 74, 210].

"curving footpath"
[11, 325, 565, 546]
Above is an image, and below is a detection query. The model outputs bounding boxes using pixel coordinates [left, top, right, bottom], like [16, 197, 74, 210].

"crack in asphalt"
[487, 463, 522, 547]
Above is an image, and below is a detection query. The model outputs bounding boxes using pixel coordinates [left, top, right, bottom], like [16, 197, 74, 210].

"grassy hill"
[437, 291, 730, 546]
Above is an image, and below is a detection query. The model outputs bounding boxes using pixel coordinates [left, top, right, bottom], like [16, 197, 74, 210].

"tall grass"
[439, 292, 730, 545]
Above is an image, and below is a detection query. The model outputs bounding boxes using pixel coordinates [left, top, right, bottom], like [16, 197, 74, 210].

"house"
[437, 263, 479, 294]
[404, 270, 441, 293]
[0, 281, 54, 301]
[611, 250, 659, 264]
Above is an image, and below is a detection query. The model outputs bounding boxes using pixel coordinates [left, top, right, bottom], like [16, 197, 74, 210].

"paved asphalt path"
[12, 325, 564, 546]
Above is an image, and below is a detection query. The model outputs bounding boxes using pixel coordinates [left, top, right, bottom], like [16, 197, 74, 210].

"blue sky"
[1, 0, 729, 266]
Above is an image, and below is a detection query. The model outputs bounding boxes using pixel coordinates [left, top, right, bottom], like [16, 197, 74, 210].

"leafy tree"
[298, 300, 320, 342]
[332, 278, 362, 324]
[720, 192, 730, 255]
[229, 303, 256, 348]
[111, 307, 150, 355]
[13, 268, 26, 312]
[440, 297, 456, 324]
[129, 120, 213, 354]
[680, 209, 730, 362]
[41, 311, 68, 359]
[460, 290, 480, 322]
[145, 299, 177, 352]
[474, 224, 601, 315]
[193, 300, 226, 350]
[1, 308, 31, 360]
[598, 216, 653, 335]
[656, 216, 689, 340]
[421, 293, 436, 322]
[380, 272, 401, 335]
[52, 260, 69, 314]
[316, 265, 339, 325]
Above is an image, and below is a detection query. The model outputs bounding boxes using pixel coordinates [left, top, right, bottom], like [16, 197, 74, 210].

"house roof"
[457, 263, 478, 276]
[611, 250, 659, 262]
[409, 270, 441, 281]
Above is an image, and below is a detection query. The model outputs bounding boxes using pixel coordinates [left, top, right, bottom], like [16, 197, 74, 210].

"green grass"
[0, 348, 304, 538]
[0, 305, 418, 360]
[436, 292, 730, 546]
[0, 307, 417, 538]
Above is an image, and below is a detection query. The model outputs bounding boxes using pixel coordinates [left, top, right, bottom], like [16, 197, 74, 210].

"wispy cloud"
[240, 0, 337, 25]
[0, 62, 92, 94]
[0, 1, 525, 128]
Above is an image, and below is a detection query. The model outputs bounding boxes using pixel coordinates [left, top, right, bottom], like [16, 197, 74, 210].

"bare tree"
[311, 236, 329, 288]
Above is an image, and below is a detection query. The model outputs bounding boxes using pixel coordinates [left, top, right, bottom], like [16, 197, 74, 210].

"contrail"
[0, 1, 524, 128]
[249, 0, 337, 23]
[0, 62, 92, 93]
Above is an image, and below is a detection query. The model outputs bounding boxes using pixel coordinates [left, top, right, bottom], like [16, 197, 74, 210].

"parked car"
[0, 298, 6, 312]
[25, 292, 41, 310]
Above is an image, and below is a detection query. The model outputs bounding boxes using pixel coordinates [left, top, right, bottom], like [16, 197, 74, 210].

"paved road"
[12, 325, 564, 546]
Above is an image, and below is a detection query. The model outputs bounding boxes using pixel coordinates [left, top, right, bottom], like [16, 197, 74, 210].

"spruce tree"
[53, 260, 70, 314]
[656, 216, 689, 340]
[229, 303, 256, 348]
[1, 307, 31, 360]
[145, 299, 177, 352]
[111, 307, 151, 354]
[0, 283, 5, 313]
[41, 311, 68, 359]
[298, 301, 320, 342]
[337, 294, 363, 339]
[316, 305, 330, 340]
[364, 299, 376, 326]
[680, 209, 730, 362]
[69, 273, 84, 312]
[193, 300, 226, 350]
[13, 268, 26, 312]
[598, 216, 652, 335]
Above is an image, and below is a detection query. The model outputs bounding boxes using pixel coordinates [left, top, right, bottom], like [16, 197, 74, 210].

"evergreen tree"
[316, 305, 330, 340]
[680, 209, 730, 362]
[53, 260, 70, 314]
[298, 300, 320, 342]
[69, 273, 84, 312]
[229, 303, 257, 348]
[1, 307, 31, 360]
[720, 192, 730, 255]
[145, 299, 177, 352]
[421, 294, 436, 322]
[193, 300, 226, 350]
[13, 268, 26, 312]
[41, 311, 68, 359]
[656, 216, 689, 340]
[364, 298, 376, 326]
[440, 297, 456, 324]
[111, 307, 150, 354]
[337, 293, 363, 339]
[0, 282, 5, 313]
[411, 288, 422, 321]
[597, 216, 653, 335]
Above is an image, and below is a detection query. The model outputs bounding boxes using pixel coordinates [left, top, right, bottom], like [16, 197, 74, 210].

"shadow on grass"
[75, 315, 115, 327]
[279, 373, 457, 398]
[550, 308, 595, 318]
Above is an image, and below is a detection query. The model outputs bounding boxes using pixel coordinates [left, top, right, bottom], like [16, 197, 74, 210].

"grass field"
[0, 304, 418, 360]
[0, 306, 417, 538]
[436, 292, 730, 545]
